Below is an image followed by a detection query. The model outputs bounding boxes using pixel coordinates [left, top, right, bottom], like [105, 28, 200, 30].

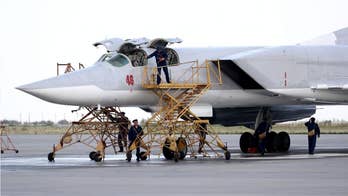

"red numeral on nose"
[126, 75, 134, 86]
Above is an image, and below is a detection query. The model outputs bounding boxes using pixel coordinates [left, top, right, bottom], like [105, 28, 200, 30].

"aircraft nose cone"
[16, 75, 71, 101]
[16, 81, 47, 95]
[16, 65, 110, 105]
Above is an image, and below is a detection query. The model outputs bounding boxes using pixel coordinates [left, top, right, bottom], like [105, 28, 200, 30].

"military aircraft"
[17, 27, 348, 154]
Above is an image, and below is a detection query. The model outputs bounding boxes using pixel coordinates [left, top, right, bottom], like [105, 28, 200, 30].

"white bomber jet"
[17, 27, 348, 153]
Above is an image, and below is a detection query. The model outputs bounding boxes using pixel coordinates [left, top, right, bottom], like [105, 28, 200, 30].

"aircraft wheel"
[93, 152, 102, 162]
[15, 150, 19, 153]
[126, 151, 132, 162]
[176, 137, 188, 160]
[266, 131, 278, 153]
[48, 152, 55, 162]
[1, 150, 4, 154]
[239, 132, 254, 153]
[277, 132, 290, 152]
[89, 151, 96, 160]
[140, 151, 147, 160]
[224, 151, 231, 160]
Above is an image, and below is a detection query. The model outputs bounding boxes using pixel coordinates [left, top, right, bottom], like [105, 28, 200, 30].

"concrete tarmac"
[2, 134, 348, 196]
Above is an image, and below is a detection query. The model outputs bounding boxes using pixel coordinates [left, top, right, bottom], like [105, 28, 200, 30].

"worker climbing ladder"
[127, 60, 230, 161]
[0, 125, 19, 154]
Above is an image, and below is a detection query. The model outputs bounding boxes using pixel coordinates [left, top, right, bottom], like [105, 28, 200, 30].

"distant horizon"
[1, 106, 348, 124]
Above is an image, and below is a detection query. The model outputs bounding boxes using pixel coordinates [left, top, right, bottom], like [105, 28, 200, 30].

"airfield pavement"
[1, 134, 348, 196]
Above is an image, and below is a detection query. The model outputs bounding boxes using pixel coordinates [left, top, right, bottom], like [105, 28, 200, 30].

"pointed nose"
[16, 73, 80, 105]
[16, 77, 62, 94]
[16, 65, 107, 105]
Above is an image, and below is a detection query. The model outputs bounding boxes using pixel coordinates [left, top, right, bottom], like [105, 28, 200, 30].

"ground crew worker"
[254, 118, 270, 156]
[197, 123, 207, 154]
[117, 112, 130, 152]
[305, 117, 320, 154]
[128, 119, 143, 161]
[147, 47, 170, 85]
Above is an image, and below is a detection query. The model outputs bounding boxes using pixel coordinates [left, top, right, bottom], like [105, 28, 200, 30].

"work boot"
[118, 146, 124, 152]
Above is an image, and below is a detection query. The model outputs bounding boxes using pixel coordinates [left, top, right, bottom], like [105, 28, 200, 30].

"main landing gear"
[239, 107, 291, 154]
[239, 131, 290, 153]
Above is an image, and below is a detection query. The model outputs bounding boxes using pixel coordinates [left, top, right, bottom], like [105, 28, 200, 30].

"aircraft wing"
[300, 27, 348, 46]
[217, 31, 348, 105]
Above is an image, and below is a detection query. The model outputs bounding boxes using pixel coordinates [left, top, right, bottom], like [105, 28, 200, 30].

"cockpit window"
[107, 54, 130, 67]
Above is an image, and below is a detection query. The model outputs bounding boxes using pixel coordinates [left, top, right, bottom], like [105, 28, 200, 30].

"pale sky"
[1, 0, 348, 122]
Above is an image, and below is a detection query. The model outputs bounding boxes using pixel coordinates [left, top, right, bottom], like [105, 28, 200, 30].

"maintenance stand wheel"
[93, 152, 102, 162]
[48, 152, 55, 162]
[239, 132, 254, 153]
[174, 152, 179, 162]
[163, 141, 174, 160]
[140, 151, 147, 161]
[89, 151, 97, 160]
[176, 137, 188, 160]
[126, 151, 132, 162]
[224, 151, 231, 160]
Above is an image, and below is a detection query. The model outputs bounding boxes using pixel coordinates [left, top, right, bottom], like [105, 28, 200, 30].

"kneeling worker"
[305, 117, 320, 154]
[128, 119, 144, 161]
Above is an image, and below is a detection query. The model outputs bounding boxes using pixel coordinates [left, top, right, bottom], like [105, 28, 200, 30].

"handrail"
[142, 59, 223, 88]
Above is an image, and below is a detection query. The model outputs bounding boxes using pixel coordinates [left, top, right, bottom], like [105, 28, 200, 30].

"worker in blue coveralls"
[305, 117, 320, 154]
[147, 47, 171, 85]
[254, 118, 271, 156]
[128, 119, 143, 161]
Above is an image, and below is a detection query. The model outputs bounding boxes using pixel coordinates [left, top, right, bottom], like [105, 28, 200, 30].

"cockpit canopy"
[94, 37, 182, 67]
[107, 54, 130, 67]
[97, 53, 131, 68]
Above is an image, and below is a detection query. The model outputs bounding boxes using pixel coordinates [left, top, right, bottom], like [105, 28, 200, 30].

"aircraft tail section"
[300, 27, 348, 46]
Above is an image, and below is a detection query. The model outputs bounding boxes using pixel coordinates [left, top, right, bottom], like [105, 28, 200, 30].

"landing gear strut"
[239, 107, 291, 154]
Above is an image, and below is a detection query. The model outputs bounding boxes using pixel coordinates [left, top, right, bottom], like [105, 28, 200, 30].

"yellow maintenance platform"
[127, 60, 230, 161]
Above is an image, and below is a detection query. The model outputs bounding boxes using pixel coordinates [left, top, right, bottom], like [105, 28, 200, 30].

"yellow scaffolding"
[128, 60, 230, 161]
[0, 125, 19, 154]
[48, 106, 129, 162]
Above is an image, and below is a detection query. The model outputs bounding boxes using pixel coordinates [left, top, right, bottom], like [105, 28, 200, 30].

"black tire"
[89, 151, 97, 160]
[163, 140, 174, 160]
[48, 152, 55, 162]
[174, 152, 179, 162]
[277, 132, 290, 152]
[224, 151, 231, 160]
[140, 151, 147, 160]
[126, 151, 132, 162]
[239, 132, 254, 153]
[176, 137, 187, 160]
[93, 152, 102, 162]
[1, 150, 4, 154]
[15, 150, 19, 153]
[266, 131, 278, 153]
